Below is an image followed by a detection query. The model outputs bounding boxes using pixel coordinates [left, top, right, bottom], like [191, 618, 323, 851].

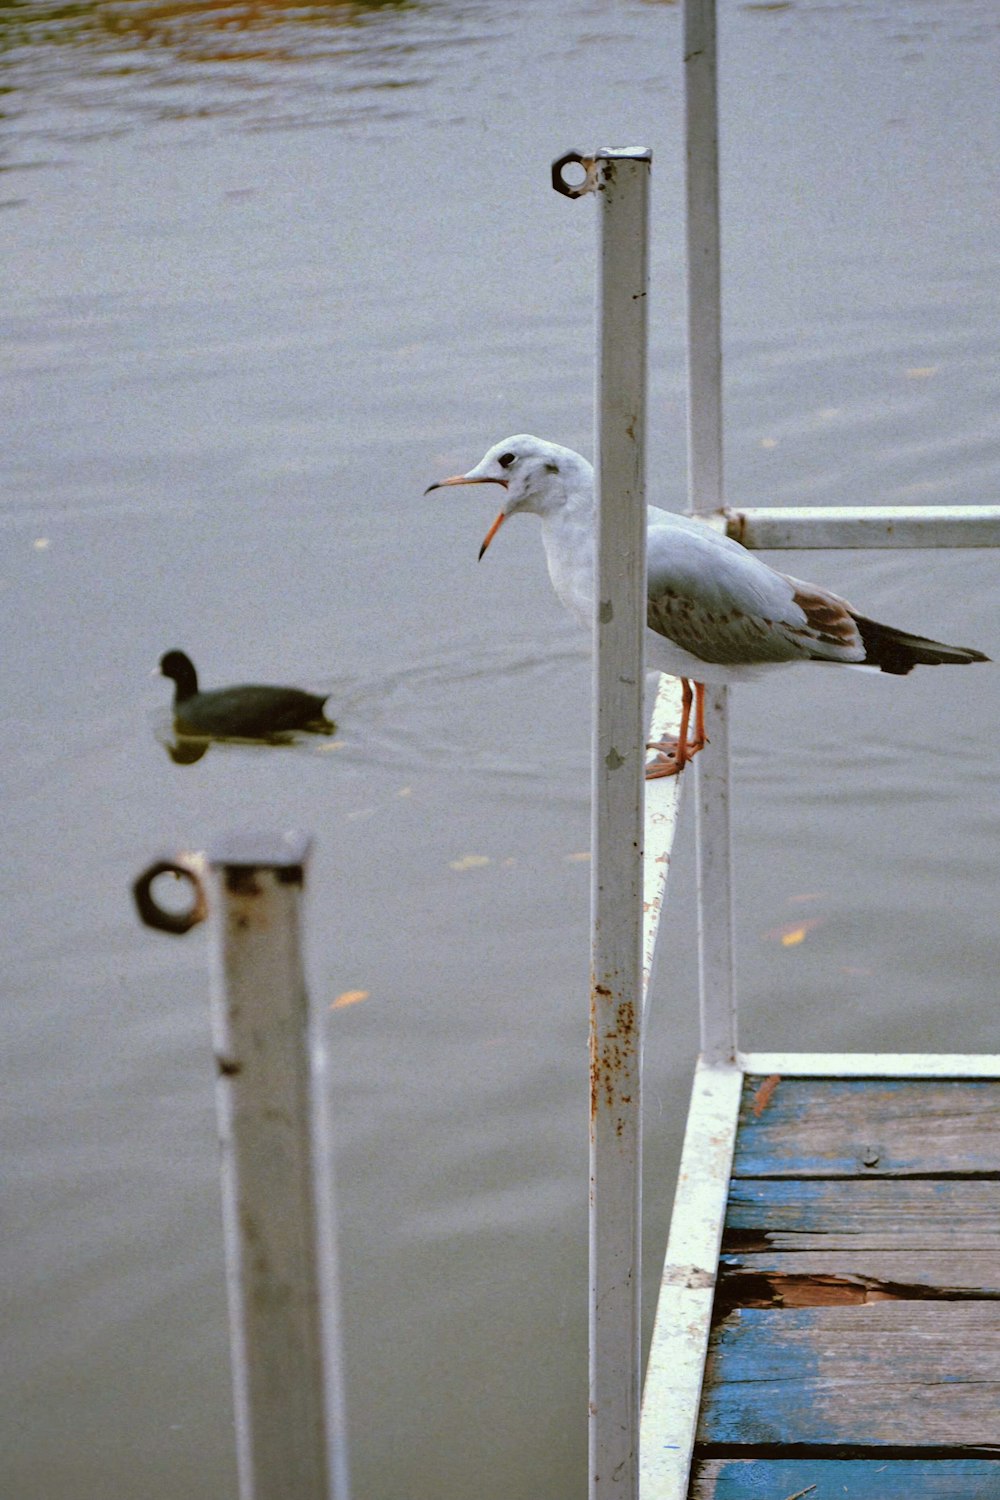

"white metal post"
[684, 0, 738, 1064]
[590, 147, 652, 1500]
[206, 832, 350, 1500]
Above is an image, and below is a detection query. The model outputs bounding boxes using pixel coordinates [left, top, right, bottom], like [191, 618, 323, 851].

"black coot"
[159, 650, 335, 738]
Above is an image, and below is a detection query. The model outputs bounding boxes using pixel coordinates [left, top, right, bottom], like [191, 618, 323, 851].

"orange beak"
[478, 510, 505, 561]
[424, 472, 509, 561]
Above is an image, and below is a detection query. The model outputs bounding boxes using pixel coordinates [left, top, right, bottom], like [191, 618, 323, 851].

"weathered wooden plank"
[718, 1251, 1000, 1305]
[734, 1078, 1000, 1178]
[690, 1458, 1000, 1499]
[724, 1178, 1000, 1250]
[698, 1303, 1000, 1448]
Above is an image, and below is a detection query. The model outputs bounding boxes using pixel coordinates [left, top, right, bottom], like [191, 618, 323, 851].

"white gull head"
[425, 434, 594, 556]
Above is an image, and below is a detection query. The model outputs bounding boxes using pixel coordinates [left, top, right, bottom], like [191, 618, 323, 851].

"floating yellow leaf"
[33, 537, 50, 550]
[905, 366, 937, 379]
[449, 854, 491, 871]
[396, 786, 413, 797]
[330, 989, 369, 1010]
[764, 917, 824, 946]
[565, 850, 591, 863]
[759, 436, 778, 449]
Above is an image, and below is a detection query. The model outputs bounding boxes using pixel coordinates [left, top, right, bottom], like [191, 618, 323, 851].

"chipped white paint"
[640, 1061, 742, 1499]
[589, 146, 652, 1500]
[740, 1052, 1000, 1078]
[206, 832, 350, 1500]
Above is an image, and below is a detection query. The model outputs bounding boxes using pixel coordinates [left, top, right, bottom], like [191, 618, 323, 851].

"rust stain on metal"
[216, 1054, 242, 1078]
[225, 867, 262, 896]
[723, 507, 747, 545]
[590, 983, 638, 1118]
[752, 1073, 781, 1117]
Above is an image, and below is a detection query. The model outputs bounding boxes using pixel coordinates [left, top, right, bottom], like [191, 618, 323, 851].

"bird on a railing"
[158, 650, 336, 739]
[426, 435, 989, 778]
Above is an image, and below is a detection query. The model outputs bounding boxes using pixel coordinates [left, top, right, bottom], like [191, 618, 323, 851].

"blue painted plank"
[690, 1458, 1000, 1499]
[733, 1079, 1000, 1177]
[724, 1178, 1000, 1249]
[698, 1303, 1000, 1447]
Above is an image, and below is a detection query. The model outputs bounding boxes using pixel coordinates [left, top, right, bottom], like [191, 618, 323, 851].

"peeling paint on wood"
[699, 1302, 1000, 1447]
[724, 1177, 1000, 1251]
[734, 1078, 1000, 1178]
[717, 1250, 1000, 1308]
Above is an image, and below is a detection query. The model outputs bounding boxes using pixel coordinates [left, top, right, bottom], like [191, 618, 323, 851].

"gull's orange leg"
[690, 681, 707, 755]
[646, 678, 692, 780]
[645, 679, 709, 780]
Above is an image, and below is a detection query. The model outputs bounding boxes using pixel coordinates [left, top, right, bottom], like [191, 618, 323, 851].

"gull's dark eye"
[498, 451, 516, 469]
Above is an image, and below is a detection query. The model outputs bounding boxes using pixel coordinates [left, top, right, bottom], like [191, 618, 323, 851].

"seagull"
[159, 650, 336, 739]
[426, 435, 989, 777]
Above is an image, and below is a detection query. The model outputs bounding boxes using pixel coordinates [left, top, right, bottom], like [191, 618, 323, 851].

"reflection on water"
[0, 0, 422, 54]
[0, 0, 477, 143]
[157, 728, 348, 762]
[163, 731, 210, 763]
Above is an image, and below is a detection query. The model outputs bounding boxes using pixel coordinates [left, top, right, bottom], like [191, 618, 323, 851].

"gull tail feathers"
[854, 615, 991, 676]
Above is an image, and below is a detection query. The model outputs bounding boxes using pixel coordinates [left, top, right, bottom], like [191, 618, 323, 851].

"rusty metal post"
[555, 145, 652, 1498]
[591, 146, 650, 1500]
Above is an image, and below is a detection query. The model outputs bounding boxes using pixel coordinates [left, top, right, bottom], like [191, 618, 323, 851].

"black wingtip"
[855, 615, 991, 674]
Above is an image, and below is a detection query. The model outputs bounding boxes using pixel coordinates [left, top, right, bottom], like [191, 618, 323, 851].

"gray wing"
[646, 510, 865, 667]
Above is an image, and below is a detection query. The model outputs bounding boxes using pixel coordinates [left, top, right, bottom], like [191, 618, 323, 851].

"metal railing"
[557, 3, 1000, 1495]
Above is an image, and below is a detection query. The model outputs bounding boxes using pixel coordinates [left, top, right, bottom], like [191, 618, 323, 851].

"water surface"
[3, 3, 998, 1496]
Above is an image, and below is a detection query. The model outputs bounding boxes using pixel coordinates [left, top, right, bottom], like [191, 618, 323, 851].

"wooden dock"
[681, 1074, 1000, 1499]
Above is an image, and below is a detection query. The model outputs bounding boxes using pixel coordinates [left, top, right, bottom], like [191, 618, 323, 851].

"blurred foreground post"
[206, 832, 350, 1500]
[133, 832, 350, 1500]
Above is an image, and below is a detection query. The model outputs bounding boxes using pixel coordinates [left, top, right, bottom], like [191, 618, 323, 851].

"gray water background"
[3, 1, 998, 1496]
